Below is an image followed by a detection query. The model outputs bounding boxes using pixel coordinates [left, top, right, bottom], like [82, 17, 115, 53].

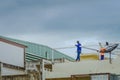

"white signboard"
[0, 41, 24, 67]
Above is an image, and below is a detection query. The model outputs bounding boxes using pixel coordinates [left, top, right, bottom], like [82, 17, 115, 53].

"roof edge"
[0, 38, 27, 48]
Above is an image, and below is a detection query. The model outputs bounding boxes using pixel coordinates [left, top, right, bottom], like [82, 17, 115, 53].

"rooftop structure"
[0, 36, 75, 62]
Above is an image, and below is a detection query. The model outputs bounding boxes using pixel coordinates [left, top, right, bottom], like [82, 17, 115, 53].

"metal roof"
[0, 36, 75, 61]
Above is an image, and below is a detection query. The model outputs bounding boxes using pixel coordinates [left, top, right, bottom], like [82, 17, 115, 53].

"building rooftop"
[0, 36, 75, 62]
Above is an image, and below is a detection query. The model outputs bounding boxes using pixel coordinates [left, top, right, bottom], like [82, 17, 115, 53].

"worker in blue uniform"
[75, 41, 82, 61]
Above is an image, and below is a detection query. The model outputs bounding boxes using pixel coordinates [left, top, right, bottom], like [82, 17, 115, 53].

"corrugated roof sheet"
[0, 36, 75, 61]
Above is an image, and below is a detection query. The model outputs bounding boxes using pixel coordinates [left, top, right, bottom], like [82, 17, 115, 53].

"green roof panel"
[0, 36, 75, 61]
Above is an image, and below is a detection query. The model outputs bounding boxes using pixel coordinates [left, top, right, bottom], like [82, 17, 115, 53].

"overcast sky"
[0, 0, 120, 58]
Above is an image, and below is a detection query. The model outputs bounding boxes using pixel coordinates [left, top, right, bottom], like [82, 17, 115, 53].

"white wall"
[0, 41, 24, 67]
[2, 67, 25, 75]
[46, 57, 120, 78]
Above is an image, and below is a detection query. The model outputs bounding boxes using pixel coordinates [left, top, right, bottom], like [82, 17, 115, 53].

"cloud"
[0, 0, 120, 46]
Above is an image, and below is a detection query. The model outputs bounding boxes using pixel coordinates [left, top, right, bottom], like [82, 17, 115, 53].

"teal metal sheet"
[0, 36, 75, 61]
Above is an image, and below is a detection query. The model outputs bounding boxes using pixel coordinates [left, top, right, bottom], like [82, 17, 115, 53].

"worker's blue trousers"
[76, 51, 81, 61]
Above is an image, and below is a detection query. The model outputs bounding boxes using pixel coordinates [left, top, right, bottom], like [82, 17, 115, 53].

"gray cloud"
[0, 0, 120, 44]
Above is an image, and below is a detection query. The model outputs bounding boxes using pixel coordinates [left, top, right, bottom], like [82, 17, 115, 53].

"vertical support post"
[109, 52, 112, 64]
[42, 59, 45, 80]
[0, 62, 1, 80]
[45, 52, 48, 59]
[39, 59, 42, 80]
[52, 49, 54, 64]
[0, 62, 2, 80]
[39, 59, 46, 80]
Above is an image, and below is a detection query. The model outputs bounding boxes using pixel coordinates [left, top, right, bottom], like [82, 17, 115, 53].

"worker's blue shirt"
[75, 43, 81, 52]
